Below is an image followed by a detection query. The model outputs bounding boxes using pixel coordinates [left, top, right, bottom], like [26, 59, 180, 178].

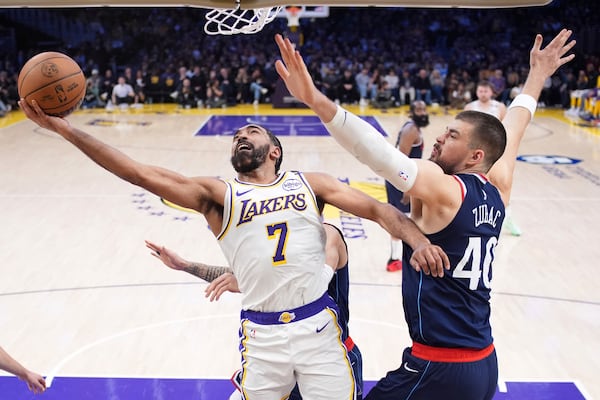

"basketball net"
[204, 1, 283, 35]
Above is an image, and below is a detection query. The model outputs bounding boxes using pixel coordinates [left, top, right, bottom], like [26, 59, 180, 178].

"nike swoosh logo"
[403, 362, 419, 373]
[236, 188, 253, 196]
[316, 321, 330, 333]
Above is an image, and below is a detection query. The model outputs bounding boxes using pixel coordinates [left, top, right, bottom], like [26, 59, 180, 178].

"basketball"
[18, 52, 86, 117]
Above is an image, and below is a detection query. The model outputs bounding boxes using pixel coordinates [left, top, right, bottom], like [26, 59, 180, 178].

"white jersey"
[217, 171, 327, 312]
[469, 99, 504, 119]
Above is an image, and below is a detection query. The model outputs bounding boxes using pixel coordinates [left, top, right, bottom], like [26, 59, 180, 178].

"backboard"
[0, 0, 554, 8]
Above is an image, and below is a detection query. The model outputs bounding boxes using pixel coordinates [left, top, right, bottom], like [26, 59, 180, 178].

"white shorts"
[237, 293, 356, 400]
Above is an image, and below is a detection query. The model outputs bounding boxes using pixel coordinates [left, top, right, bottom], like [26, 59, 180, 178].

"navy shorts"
[365, 346, 498, 400]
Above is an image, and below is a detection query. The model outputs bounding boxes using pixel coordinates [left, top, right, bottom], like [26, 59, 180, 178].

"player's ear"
[470, 148, 485, 165]
[270, 145, 281, 163]
[271, 145, 281, 158]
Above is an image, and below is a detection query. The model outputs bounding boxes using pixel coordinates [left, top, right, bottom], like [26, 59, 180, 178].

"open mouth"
[236, 142, 253, 153]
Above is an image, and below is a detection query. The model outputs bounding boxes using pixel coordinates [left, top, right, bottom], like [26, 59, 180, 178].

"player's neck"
[459, 166, 488, 176]
[237, 169, 279, 185]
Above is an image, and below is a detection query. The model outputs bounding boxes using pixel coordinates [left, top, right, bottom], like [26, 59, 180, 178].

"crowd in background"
[0, 0, 598, 115]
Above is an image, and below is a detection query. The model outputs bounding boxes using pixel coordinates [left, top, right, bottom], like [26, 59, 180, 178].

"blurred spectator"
[371, 80, 394, 110]
[235, 66, 251, 104]
[176, 78, 197, 108]
[500, 70, 520, 105]
[321, 67, 340, 102]
[488, 69, 506, 99]
[429, 68, 445, 104]
[338, 69, 360, 105]
[100, 68, 115, 104]
[383, 68, 400, 105]
[82, 79, 101, 109]
[449, 81, 472, 109]
[111, 76, 135, 108]
[206, 76, 226, 109]
[218, 67, 236, 105]
[355, 67, 374, 105]
[399, 70, 416, 106]
[249, 68, 269, 106]
[134, 69, 146, 105]
[414, 68, 432, 105]
[190, 65, 207, 107]
[0, 98, 9, 117]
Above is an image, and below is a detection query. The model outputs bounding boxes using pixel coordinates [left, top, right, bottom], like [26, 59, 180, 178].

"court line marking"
[45, 313, 238, 388]
[1, 282, 598, 306]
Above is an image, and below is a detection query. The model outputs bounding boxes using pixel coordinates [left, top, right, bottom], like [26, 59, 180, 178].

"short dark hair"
[477, 80, 493, 89]
[264, 127, 283, 173]
[456, 110, 507, 171]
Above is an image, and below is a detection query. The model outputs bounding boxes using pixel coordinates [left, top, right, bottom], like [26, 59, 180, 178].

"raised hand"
[274, 34, 321, 108]
[529, 29, 575, 79]
[145, 240, 188, 271]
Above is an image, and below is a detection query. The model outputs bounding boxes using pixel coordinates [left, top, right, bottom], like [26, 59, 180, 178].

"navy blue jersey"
[325, 223, 351, 341]
[385, 121, 424, 213]
[402, 173, 505, 349]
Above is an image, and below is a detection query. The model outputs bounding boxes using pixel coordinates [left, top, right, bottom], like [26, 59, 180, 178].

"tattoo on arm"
[184, 263, 232, 283]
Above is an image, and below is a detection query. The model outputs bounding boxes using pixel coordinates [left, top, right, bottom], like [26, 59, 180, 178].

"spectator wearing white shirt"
[111, 76, 135, 106]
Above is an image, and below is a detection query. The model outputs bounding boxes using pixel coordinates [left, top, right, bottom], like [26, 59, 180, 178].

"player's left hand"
[410, 243, 450, 278]
[205, 272, 240, 301]
[18, 99, 70, 133]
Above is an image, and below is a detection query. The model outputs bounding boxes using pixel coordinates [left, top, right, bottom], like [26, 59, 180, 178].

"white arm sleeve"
[324, 105, 418, 192]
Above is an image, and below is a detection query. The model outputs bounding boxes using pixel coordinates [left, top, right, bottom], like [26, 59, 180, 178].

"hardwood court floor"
[0, 103, 598, 399]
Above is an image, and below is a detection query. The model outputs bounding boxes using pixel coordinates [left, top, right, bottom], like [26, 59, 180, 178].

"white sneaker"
[253, 100, 259, 106]
[260, 88, 268, 94]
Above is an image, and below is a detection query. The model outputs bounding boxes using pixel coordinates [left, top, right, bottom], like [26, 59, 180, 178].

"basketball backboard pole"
[0, 0, 553, 8]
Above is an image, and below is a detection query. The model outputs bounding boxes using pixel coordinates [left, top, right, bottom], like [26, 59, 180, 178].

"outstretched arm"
[19, 100, 225, 215]
[275, 34, 454, 212]
[146, 240, 233, 282]
[0, 346, 46, 394]
[146, 240, 238, 302]
[307, 172, 450, 276]
[489, 29, 575, 204]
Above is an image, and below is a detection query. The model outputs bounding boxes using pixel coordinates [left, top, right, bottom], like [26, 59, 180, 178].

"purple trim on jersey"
[240, 291, 337, 325]
[217, 180, 234, 241]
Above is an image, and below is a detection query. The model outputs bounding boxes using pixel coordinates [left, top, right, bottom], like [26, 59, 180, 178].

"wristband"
[508, 94, 537, 119]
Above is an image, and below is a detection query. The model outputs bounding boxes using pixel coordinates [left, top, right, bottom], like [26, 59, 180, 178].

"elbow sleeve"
[325, 105, 418, 192]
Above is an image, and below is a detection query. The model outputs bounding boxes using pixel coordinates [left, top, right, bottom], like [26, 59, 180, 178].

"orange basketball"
[18, 52, 86, 117]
